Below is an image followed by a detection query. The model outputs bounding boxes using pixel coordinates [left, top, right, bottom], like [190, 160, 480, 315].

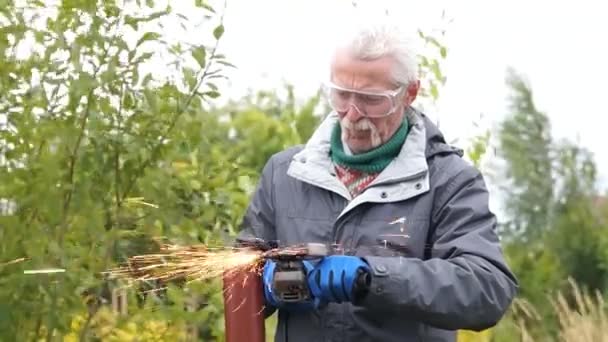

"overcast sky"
[207, 0, 608, 193]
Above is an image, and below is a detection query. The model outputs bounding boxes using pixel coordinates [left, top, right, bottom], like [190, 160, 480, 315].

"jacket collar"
[287, 107, 433, 201]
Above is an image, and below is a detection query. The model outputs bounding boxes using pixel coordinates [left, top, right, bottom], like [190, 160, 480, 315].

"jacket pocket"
[373, 237, 413, 256]
[351, 218, 428, 259]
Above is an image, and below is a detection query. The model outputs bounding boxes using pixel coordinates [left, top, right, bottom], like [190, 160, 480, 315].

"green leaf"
[99, 97, 113, 114]
[430, 82, 439, 100]
[419, 55, 429, 67]
[131, 67, 140, 85]
[440, 46, 447, 59]
[136, 32, 161, 47]
[124, 15, 138, 30]
[141, 73, 153, 87]
[215, 60, 236, 68]
[184, 68, 197, 90]
[195, 0, 215, 12]
[430, 60, 442, 80]
[123, 92, 135, 108]
[47, 78, 65, 85]
[70, 43, 81, 70]
[144, 89, 158, 112]
[237, 175, 252, 192]
[202, 91, 220, 99]
[142, 10, 168, 23]
[134, 51, 154, 63]
[213, 24, 224, 40]
[425, 36, 442, 48]
[192, 46, 207, 68]
[75, 72, 97, 93]
[190, 180, 202, 190]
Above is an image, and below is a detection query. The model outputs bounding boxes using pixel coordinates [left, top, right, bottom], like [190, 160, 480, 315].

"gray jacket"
[238, 108, 518, 342]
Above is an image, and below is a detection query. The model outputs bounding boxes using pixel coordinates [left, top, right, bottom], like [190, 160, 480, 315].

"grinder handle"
[352, 267, 372, 303]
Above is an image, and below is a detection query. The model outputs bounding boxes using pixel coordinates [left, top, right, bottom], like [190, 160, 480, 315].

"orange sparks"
[0, 257, 28, 268]
[107, 244, 265, 284]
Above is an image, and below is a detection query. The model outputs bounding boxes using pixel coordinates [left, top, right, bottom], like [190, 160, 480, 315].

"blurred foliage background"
[1, 0, 607, 341]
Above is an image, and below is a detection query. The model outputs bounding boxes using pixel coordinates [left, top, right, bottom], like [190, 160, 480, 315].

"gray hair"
[331, 20, 419, 87]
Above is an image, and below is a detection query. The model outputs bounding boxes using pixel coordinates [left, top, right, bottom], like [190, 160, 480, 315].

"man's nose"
[344, 104, 364, 122]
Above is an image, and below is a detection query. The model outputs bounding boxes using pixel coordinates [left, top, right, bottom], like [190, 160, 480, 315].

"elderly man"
[237, 20, 518, 342]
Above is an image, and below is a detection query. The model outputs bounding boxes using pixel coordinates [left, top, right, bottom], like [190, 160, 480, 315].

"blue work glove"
[308, 255, 371, 304]
[262, 259, 322, 311]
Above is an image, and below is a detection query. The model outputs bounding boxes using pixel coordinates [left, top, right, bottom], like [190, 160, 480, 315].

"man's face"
[330, 51, 418, 154]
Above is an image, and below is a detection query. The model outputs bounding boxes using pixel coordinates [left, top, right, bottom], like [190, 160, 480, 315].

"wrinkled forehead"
[325, 81, 399, 97]
[329, 49, 397, 92]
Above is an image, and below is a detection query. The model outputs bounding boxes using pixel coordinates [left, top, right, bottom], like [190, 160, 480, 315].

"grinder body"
[270, 242, 371, 304]
[234, 238, 371, 305]
[273, 259, 313, 302]
[271, 242, 328, 303]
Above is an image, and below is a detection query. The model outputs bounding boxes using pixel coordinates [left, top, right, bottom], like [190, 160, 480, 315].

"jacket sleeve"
[237, 158, 277, 245]
[359, 165, 519, 331]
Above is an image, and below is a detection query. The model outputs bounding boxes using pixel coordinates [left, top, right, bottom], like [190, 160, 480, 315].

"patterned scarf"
[330, 119, 409, 197]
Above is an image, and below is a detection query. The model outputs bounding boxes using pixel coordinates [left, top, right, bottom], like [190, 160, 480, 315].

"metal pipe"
[223, 268, 265, 342]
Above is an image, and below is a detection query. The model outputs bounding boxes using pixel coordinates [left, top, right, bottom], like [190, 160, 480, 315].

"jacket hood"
[416, 107, 464, 159]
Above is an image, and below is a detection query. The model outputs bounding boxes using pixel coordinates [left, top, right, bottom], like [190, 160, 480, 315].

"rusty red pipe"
[223, 268, 266, 342]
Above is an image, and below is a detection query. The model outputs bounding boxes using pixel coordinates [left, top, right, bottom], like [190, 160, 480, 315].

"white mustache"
[340, 118, 383, 149]
[341, 118, 374, 131]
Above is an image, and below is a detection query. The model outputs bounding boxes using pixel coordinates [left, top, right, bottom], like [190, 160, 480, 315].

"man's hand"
[308, 255, 371, 304]
[262, 260, 322, 311]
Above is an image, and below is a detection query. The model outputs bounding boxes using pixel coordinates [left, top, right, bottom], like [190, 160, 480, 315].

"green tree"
[547, 142, 608, 292]
[0, 1, 456, 340]
[498, 68, 555, 242]
[0, 1, 241, 340]
[494, 68, 608, 340]
[217, 84, 325, 172]
[495, 70, 564, 319]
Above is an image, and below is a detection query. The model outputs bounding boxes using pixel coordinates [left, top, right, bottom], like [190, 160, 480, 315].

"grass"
[494, 278, 608, 342]
[550, 278, 608, 341]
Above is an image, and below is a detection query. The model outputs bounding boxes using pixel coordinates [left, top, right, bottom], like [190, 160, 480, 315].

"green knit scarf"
[330, 118, 409, 173]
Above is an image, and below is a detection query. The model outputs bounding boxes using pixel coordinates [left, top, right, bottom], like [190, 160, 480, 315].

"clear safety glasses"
[323, 81, 405, 118]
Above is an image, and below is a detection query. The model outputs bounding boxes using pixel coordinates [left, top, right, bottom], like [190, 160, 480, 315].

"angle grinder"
[236, 238, 371, 304]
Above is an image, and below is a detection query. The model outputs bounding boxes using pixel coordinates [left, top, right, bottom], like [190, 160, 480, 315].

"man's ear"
[403, 80, 420, 106]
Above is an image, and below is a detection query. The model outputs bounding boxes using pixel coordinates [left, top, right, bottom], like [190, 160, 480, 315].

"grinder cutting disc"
[304, 243, 329, 258]
[263, 242, 329, 260]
